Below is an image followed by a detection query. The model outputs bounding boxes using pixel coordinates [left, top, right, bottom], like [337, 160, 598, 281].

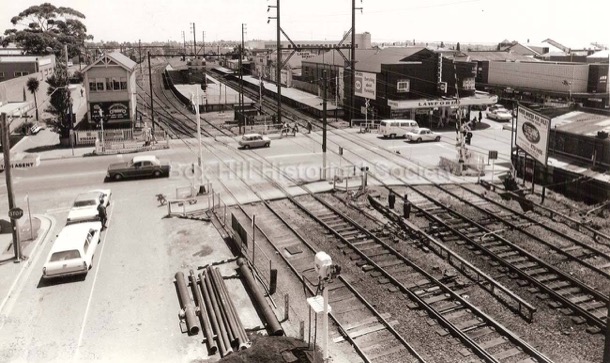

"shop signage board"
[516, 105, 551, 165]
[90, 101, 130, 121]
[354, 71, 376, 99]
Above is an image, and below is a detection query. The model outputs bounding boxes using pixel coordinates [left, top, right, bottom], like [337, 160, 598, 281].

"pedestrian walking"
[307, 121, 312, 134]
[80, 88, 84, 97]
[478, 110, 482, 123]
[403, 195, 411, 219]
[388, 192, 396, 210]
[97, 198, 108, 230]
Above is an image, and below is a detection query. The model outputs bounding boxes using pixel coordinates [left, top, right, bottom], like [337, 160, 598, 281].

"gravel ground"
[354, 186, 605, 362]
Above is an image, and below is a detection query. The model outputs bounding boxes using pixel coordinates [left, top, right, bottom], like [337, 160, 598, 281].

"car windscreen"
[50, 250, 82, 261]
[73, 200, 97, 208]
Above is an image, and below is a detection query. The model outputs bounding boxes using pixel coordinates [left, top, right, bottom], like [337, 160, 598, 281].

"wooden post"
[604, 294, 610, 363]
[284, 294, 289, 321]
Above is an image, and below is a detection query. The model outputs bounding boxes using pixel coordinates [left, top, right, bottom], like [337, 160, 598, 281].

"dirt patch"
[218, 334, 317, 363]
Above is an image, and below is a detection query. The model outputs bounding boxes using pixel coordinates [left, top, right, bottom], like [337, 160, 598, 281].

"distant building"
[467, 50, 609, 109]
[82, 52, 137, 126]
[0, 55, 56, 82]
[303, 47, 493, 124]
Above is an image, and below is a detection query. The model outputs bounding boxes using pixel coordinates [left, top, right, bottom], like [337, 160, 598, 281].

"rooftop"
[552, 111, 610, 136]
[304, 47, 431, 73]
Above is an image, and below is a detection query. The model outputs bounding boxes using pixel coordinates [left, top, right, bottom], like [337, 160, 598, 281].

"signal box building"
[82, 52, 137, 126]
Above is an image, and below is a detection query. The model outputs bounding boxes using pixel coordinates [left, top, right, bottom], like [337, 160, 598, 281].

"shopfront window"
[96, 78, 105, 91]
[106, 78, 113, 91]
[89, 81, 97, 91]
[120, 77, 127, 90]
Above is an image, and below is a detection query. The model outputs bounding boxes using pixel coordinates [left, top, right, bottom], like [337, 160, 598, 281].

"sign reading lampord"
[354, 71, 377, 99]
[516, 105, 551, 165]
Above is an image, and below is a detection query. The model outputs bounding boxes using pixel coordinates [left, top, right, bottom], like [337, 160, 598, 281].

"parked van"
[378, 119, 419, 138]
[42, 222, 102, 279]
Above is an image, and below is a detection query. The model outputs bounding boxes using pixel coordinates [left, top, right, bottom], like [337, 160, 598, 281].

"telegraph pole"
[202, 31, 205, 56]
[191, 23, 197, 56]
[1, 113, 21, 262]
[350, 0, 356, 128]
[64, 44, 74, 156]
[181, 31, 186, 57]
[147, 51, 155, 134]
[138, 39, 142, 73]
[239, 23, 246, 134]
[322, 70, 328, 179]
[267, 1, 281, 125]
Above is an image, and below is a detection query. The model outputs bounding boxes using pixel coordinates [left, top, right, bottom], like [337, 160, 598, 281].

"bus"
[378, 119, 419, 138]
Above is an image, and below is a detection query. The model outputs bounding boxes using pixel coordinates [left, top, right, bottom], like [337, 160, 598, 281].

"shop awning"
[387, 93, 498, 110]
[0, 101, 34, 117]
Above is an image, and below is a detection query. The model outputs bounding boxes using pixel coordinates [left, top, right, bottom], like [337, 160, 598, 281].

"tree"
[440, 41, 445, 48]
[26, 77, 40, 122]
[45, 62, 72, 138]
[2, 3, 93, 58]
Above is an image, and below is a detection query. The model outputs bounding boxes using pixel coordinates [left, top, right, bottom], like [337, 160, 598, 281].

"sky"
[1, 0, 609, 49]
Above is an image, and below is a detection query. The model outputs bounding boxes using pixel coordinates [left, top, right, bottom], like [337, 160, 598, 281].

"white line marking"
[73, 204, 114, 360]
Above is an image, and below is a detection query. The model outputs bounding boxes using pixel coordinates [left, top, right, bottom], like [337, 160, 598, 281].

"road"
[0, 121, 512, 362]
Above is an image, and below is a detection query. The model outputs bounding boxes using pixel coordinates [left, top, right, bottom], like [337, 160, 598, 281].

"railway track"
[441, 183, 610, 283]
[287, 194, 552, 363]
[229, 203, 425, 363]
[396, 184, 608, 333]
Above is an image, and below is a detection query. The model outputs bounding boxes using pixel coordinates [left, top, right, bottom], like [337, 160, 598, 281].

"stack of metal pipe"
[175, 267, 250, 358]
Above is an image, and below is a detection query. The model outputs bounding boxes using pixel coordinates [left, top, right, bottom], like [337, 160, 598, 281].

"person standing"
[97, 198, 108, 230]
[478, 110, 482, 123]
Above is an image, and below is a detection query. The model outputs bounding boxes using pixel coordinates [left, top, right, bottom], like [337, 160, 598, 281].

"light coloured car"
[30, 124, 43, 134]
[486, 108, 513, 121]
[239, 133, 270, 149]
[405, 128, 441, 143]
[42, 221, 102, 279]
[66, 189, 111, 224]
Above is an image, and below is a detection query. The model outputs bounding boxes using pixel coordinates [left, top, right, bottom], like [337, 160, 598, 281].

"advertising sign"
[90, 101, 130, 121]
[354, 71, 376, 99]
[516, 105, 551, 165]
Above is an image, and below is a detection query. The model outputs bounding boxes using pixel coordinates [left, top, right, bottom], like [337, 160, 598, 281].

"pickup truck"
[106, 155, 171, 181]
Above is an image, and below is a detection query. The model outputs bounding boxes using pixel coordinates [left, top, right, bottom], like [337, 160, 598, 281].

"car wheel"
[417, 138, 422, 143]
[265, 143, 270, 147]
[435, 136, 441, 142]
[153, 170, 162, 177]
[390, 134, 395, 139]
[113, 174, 123, 181]
[243, 145, 250, 149]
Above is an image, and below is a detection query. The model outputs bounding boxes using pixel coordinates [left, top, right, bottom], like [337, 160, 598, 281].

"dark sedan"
[106, 155, 170, 181]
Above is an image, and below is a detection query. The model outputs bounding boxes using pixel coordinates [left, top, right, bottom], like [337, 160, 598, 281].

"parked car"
[106, 155, 171, 181]
[42, 222, 102, 279]
[486, 108, 513, 122]
[30, 124, 43, 134]
[239, 133, 270, 149]
[67, 189, 112, 224]
[405, 128, 441, 143]
[487, 104, 506, 112]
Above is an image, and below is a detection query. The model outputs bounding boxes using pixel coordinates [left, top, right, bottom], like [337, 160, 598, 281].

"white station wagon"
[239, 133, 271, 149]
[42, 222, 102, 279]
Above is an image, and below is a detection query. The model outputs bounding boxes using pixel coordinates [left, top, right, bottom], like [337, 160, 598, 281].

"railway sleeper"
[493, 347, 523, 361]
[535, 274, 560, 283]
[513, 261, 539, 270]
[547, 280, 572, 290]
[442, 308, 470, 321]
[497, 250, 520, 259]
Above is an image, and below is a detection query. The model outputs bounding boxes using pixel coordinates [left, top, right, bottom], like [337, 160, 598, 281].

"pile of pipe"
[175, 266, 250, 357]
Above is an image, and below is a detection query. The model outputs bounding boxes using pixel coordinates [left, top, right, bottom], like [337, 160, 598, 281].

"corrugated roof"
[304, 47, 430, 73]
[107, 52, 137, 71]
[466, 51, 539, 62]
[552, 111, 610, 136]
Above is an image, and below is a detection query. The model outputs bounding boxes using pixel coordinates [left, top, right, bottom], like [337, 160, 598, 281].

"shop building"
[82, 52, 137, 126]
[468, 51, 609, 109]
[0, 55, 55, 82]
[302, 47, 493, 126]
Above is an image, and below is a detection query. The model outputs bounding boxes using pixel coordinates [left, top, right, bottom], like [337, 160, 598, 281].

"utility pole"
[148, 51, 155, 134]
[350, 0, 356, 128]
[138, 39, 142, 73]
[202, 31, 205, 57]
[323, 70, 328, 179]
[191, 22, 196, 56]
[64, 44, 74, 156]
[239, 23, 246, 134]
[1, 113, 21, 262]
[182, 31, 186, 57]
[267, 1, 281, 125]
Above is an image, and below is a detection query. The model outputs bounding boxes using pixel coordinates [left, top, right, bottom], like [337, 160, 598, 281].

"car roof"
[132, 155, 158, 163]
[412, 127, 430, 132]
[52, 222, 101, 251]
[75, 191, 104, 202]
[243, 133, 262, 137]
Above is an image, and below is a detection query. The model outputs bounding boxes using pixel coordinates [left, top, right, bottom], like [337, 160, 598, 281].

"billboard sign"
[90, 101, 130, 122]
[516, 105, 551, 165]
[354, 71, 376, 99]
